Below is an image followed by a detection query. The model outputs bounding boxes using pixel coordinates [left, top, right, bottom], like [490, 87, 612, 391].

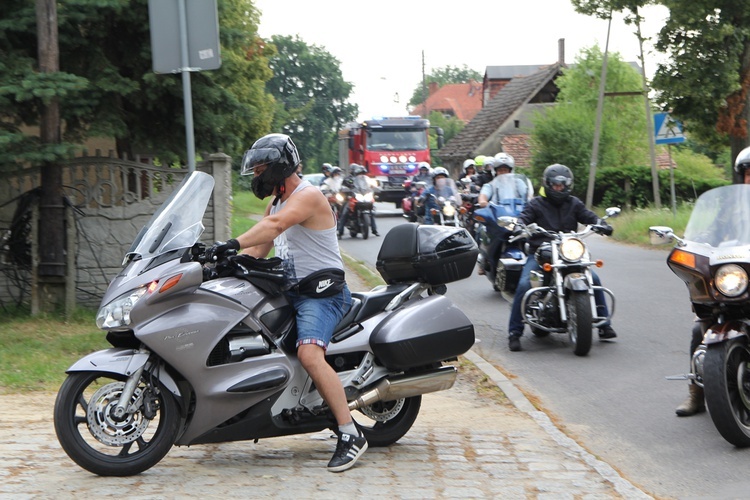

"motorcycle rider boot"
[598, 325, 617, 340]
[328, 432, 368, 472]
[675, 384, 705, 417]
[508, 333, 522, 352]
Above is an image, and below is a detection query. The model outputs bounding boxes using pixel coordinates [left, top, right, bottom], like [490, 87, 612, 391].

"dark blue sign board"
[654, 112, 686, 145]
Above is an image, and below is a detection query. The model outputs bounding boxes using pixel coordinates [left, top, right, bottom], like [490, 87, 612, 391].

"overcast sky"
[253, 0, 669, 121]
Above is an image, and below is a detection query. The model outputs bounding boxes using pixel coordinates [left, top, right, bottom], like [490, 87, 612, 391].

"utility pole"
[586, 11, 612, 209]
[421, 50, 427, 117]
[635, 9, 661, 209]
[35, 0, 66, 313]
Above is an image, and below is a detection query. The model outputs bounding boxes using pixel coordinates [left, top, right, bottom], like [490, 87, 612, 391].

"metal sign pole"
[177, 0, 196, 173]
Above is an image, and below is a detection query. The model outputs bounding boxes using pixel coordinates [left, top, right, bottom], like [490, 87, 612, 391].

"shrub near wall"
[594, 165, 730, 209]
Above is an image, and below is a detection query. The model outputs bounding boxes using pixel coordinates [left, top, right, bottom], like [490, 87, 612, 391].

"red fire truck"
[338, 116, 444, 207]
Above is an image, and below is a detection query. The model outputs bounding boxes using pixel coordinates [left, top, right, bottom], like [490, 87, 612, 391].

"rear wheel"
[703, 338, 750, 447]
[354, 395, 421, 447]
[54, 372, 180, 476]
[567, 291, 592, 356]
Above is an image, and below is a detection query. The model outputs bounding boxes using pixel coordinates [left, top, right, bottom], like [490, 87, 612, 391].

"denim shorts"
[286, 284, 352, 350]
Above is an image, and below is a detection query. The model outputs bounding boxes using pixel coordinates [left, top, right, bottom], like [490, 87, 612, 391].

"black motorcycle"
[506, 207, 620, 356]
[651, 184, 750, 446]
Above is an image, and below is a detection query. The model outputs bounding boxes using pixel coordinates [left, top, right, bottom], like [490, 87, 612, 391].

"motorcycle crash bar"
[348, 366, 457, 410]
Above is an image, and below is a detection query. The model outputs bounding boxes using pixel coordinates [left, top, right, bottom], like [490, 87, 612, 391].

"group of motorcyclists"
[314, 148, 750, 419]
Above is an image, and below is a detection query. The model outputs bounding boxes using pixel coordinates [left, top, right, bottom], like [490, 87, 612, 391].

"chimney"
[558, 38, 565, 66]
[429, 81, 439, 96]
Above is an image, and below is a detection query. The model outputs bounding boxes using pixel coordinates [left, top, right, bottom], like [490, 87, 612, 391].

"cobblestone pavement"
[0, 261, 653, 499]
[0, 353, 651, 499]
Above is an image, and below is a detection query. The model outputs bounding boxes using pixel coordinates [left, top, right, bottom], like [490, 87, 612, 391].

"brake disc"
[87, 382, 150, 446]
[359, 398, 405, 422]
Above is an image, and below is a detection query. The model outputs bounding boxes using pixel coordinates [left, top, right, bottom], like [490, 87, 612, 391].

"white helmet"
[735, 146, 750, 174]
[494, 152, 515, 171]
[462, 159, 476, 176]
[431, 166, 450, 179]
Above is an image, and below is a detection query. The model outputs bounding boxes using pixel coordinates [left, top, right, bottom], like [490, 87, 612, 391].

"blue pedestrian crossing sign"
[654, 112, 686, 145]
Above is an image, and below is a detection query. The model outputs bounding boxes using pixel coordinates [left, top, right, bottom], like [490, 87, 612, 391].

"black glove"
[205, 238, 240, 262]
[593, 221, 613, 236]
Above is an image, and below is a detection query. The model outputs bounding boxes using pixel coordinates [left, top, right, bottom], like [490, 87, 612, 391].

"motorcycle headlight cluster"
[443, 204, 456, 217]
[96, 285, 151, 329]
[714, 264, 749, 297]
[559, 237, 585, 262]
[355, 192, 374, 203]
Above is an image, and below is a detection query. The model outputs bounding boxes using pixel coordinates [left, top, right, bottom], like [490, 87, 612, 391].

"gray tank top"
[270, 180, 344, 284]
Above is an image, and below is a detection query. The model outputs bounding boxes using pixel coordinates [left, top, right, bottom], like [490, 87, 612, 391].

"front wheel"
[360, 213, 370, 240]
[703, 339, 750, 447]
[54, 372, 180, 476]
[566, 291, 592, 356]
[354, 395, 421, 447]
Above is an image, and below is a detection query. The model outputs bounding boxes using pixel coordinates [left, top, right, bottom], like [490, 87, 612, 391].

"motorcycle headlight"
[364, 192, 374, 202]
[355, 193, 365, 202]
[443, 204, 456, 217]
[335, 193, 344, 203]
[96, 285, 151, 329]
[559, 238, 585, 262]
[715, 264, 748, 297]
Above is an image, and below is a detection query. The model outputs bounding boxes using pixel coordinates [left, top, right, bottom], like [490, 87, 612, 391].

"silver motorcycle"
[53, 171, 479, 476]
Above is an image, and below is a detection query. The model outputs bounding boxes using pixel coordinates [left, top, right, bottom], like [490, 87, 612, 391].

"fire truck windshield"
[366, 129, 427, 151]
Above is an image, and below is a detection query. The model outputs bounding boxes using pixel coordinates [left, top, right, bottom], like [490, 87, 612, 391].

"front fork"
[112, 349, 150, 419]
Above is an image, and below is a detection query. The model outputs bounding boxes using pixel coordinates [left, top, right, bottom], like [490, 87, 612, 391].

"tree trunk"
[35, 0, 66, 313]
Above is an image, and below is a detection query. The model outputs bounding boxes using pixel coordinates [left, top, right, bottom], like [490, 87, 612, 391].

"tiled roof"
[438, 63, 563, 163]
[411, 82, 483, 122]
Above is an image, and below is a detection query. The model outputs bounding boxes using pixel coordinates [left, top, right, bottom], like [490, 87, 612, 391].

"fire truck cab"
[338, 116, 444, 207]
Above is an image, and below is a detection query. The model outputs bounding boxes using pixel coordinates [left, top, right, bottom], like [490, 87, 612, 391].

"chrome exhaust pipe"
[348, 366, 457, 410]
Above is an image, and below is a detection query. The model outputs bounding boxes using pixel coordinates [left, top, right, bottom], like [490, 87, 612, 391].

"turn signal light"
[669, 249, 696, 270]
[160, 274, 183, 293]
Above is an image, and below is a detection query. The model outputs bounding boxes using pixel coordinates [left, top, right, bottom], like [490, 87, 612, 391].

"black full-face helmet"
[241, 133, 300, 200]
[543, 164, 573, 205]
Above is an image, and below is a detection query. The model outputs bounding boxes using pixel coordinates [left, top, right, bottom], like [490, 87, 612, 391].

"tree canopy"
[572, 0, 750, 183]
[0, 0, 275, 169]
[265, 35, 357, 172]
[408, 64, 482, 108]
[651, 0, 750, 178]
[530, 45, 648, 198]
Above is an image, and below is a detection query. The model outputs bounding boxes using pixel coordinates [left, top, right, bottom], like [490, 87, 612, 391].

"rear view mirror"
[649, 226, 674, 246]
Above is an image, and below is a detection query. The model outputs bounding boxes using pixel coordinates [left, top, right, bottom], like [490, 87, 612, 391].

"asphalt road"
[340, 204, 750, 499]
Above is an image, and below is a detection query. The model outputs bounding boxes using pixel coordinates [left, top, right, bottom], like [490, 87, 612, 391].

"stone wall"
[0, 152, 232, 310]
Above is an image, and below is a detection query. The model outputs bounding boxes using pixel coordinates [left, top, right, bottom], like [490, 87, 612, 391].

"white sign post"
[654, 112, 686, 216]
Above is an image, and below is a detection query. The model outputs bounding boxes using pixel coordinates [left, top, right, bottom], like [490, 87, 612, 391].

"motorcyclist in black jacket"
[506, 164, 617, 352]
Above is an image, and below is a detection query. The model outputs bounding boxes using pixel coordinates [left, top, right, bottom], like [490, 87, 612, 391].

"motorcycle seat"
[331, 284, 411, 342]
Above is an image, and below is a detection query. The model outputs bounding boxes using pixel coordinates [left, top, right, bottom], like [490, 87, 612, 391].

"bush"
[594, 164, 729, 209]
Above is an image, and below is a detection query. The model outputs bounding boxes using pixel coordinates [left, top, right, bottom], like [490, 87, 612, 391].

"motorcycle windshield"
[684, 184, 750, 247]
[488, 174, 532, 215]
[125, 171, 215, 262]
[352, 175, 372, 193]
